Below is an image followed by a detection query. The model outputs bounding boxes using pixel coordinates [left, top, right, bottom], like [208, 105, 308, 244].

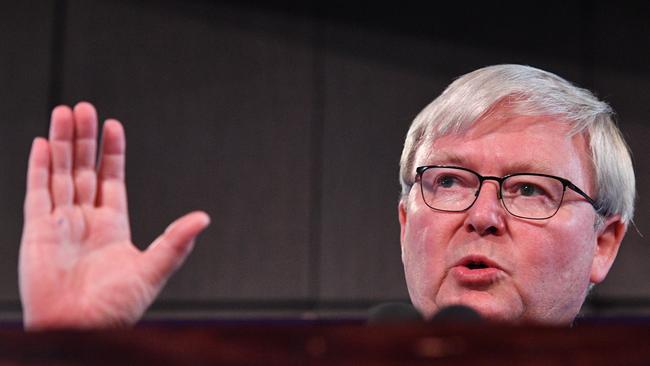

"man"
[19, 64, 634, 328]
[398, 65, 633, 324]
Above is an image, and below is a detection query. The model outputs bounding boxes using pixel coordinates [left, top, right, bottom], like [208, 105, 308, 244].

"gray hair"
[399, 64, 635, 224]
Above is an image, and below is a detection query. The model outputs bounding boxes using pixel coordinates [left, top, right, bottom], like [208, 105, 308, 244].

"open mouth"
[465, 261, 489, 270]
[452, 256, 502, 285]
[457, 256, 499, 271]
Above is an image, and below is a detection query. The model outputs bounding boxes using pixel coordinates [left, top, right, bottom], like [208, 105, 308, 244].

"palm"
[21, 206, 144, 328]
[19, 103, 209, 329]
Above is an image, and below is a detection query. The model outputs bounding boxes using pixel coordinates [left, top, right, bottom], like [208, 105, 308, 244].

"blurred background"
[1, 0, 649, 322]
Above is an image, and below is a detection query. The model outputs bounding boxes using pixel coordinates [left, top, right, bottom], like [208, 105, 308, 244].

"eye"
[436, 175, 458, 188]
[518, 183, 541, 196]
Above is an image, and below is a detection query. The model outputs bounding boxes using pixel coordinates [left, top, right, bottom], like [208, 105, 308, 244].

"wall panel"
[61, 0, 315, 310]
[587, 3, 650, 308]
[0, 2, 54, 307]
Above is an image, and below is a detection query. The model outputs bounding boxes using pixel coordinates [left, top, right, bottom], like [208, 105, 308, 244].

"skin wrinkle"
[399, 110, 618, 324]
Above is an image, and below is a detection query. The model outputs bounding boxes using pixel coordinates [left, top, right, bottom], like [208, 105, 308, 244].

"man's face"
[399, 112, 620, 324]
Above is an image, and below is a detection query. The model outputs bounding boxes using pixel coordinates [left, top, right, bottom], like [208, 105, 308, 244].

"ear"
[398, 199, 408, 259]
[590, 215, 627, 284]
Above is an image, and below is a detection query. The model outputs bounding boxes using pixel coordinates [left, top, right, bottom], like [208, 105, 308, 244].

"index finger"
[96, 119, 127, 213]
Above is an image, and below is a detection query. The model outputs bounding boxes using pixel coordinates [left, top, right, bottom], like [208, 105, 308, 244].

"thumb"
[142, 211, 210, 284]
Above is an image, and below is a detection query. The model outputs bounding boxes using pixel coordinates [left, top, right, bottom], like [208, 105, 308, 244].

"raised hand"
[19, 102, 210, 329]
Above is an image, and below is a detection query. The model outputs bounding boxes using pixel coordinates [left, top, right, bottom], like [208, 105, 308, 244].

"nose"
[464, 180, 506, 236]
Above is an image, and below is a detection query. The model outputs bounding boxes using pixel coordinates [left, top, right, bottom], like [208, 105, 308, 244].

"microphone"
[430, 304, 483, 324]
[366, 303, 483, 325]
[366, 302, 424, 324]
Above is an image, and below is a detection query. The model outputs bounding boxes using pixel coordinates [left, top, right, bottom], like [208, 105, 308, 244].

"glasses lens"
[501, 175, 565, 219]
[420, 167, 479, 211]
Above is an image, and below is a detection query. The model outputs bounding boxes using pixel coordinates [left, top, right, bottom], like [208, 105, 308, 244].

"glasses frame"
[415, 165, 599, 220]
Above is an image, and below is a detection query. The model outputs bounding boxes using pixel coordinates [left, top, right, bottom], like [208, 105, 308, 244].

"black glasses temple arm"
[566, 182, 599, 210]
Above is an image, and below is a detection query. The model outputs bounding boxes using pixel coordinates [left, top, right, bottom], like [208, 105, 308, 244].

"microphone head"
[366, 302, 424, 324]
[430, 304, 483, 324]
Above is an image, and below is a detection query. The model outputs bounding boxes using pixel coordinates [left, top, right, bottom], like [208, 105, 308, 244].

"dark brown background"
[1, 0, 648, 321]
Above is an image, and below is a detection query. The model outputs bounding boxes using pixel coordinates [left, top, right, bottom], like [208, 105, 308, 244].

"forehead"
[414, 114, 594, 187]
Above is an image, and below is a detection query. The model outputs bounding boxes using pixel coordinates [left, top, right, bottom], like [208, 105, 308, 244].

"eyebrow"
[423, 152, 556, 175]
[501, 161, 556, 175]
[424, 152, 464, 166]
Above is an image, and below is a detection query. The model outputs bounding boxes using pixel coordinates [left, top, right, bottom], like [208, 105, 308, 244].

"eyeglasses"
[415, 165, 599, 220]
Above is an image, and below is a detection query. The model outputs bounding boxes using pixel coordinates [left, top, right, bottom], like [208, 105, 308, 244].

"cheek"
[548, 214, 595, 266]
[515, 214, 596, 299]
[402, 204, 460, 295]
